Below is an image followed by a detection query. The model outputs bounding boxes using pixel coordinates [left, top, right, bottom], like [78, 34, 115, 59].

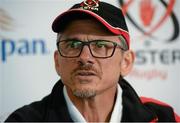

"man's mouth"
[75, 71, 96, 76]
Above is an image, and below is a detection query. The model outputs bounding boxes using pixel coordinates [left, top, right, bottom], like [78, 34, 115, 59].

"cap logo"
[80, 0, 99, 11]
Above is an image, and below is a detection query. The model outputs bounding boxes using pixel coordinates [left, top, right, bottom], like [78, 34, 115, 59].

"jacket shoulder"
[5, 95, 50, 122]
[140, 96, 180, 122]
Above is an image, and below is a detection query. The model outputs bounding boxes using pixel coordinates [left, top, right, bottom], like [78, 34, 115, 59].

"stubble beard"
[73, 89, 96, 98]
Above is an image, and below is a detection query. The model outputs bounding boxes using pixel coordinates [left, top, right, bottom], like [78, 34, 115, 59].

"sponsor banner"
[0, 1, 66, 120]
[0, 0, 180, 121]
[119, 0, 180, 114]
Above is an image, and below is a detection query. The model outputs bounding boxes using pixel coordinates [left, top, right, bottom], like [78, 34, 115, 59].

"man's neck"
[66, 86, 117, 122]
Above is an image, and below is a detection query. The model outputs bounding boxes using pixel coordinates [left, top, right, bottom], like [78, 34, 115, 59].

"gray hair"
[118, 35, 128, 51]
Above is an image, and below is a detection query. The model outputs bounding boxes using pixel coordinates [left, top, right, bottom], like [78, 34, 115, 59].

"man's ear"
[54, 50, 60, 75]
[120, 50, 135, 77]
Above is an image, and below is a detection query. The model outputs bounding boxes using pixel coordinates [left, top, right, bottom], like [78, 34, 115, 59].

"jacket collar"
[49, 79, 157, 122]
[120, 79, 157, 122]
[47, 80, 73, 121]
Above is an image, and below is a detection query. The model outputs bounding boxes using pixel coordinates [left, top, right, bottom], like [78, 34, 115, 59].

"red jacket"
[140, 96, 180, 122]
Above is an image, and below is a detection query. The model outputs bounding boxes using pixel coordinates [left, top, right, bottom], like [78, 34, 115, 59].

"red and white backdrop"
[0, 0, 180, 121]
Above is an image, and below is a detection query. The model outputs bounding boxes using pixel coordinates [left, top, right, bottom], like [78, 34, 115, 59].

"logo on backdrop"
[0, 8, 49, 63]
[119, 0, 179, 42]
[0, 8, 14, 38]
[119, 0, 180, 80]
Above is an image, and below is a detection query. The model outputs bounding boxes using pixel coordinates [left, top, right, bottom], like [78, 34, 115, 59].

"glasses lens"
[58, 40, 82, 57]
[90, 40, 115, 58]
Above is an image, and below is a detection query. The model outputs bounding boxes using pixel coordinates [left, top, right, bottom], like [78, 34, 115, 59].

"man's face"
[54, 19, 133, 98]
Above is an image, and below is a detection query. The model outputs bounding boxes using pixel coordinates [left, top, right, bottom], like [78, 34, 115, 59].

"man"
[5, 0, 180, 122]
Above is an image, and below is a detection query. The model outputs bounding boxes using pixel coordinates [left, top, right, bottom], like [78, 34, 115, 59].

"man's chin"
[72, 89, 96, 98]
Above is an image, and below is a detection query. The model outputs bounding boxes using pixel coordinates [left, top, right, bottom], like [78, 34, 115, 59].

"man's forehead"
[60, 33, 120, 41]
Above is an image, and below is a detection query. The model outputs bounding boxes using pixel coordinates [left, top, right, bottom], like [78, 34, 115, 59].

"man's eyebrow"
[60, 34, 82, 40]
[62, 38, 82, 41]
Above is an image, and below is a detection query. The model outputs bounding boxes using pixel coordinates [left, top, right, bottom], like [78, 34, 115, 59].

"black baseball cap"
[52, 0, 130, 49]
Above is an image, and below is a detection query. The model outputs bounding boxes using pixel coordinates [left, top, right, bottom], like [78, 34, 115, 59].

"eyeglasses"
[56, 38, 128, 58]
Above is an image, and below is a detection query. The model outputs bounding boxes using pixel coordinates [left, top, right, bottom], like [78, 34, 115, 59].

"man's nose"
[77, 45, 94, 64]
